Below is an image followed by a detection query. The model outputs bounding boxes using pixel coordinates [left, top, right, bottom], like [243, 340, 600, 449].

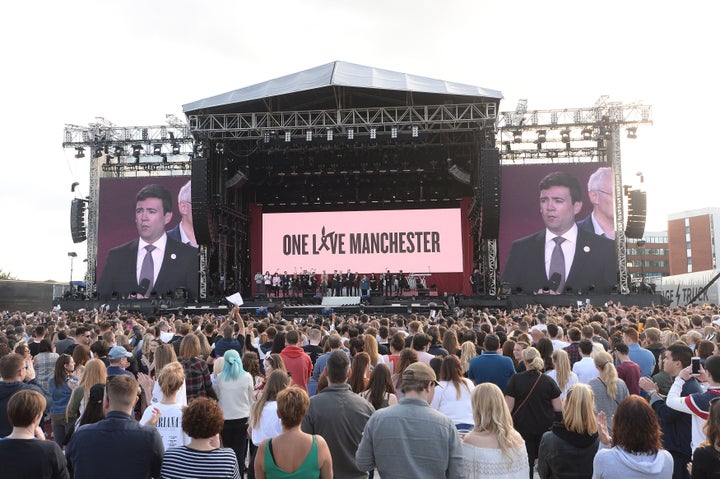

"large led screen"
[262, 208, 464, 274]
[499, 164, 618, 295]
[96, 176, 199, 300]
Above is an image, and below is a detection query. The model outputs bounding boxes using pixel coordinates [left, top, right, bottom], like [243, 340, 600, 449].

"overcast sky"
[1, 0, 716, 282]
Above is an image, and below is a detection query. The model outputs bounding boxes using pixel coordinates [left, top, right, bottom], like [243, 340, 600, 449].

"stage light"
[560, 129, 571, 143]
[152, 144, 162, 156]
[391, 127, 398, 139]
[216, 143, 225, 155]
[131, 144, 143, 160]
[503, 141, 511, 153]
[626, 127, 638, 139]
[512, 130, 522, 143]
[306, 130, 313, 142]
[412, 126, 419, 137]
[370, 128, 377, 140]
[326, 129, 333, 141]
[536, 130, 547, 143]
[171, 142, 180, 155]
[581, 128, 593, 140]
[142, 128, 148, 141]
[93, 147, 103, 158]
[263, 132, 270, 143]
[75, 147, 85, 159]
[285, 131, 292, 142]
[550, 112, 558, 125]
[347, 128, 354, 140]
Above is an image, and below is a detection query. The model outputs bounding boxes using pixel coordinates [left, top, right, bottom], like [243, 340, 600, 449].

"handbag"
[512, 371, 543, 418]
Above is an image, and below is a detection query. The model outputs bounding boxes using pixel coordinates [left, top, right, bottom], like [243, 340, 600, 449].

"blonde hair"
[460, 341, 478, 373]
[522, 347, 545, 371]
[158, 362, 185, 397]
[551, 349, 571, 391]
[593, 351, 619, 399]
[563, 383, 598, 435]
[363, 335, 380, 367]
[471, 383, 523, 457]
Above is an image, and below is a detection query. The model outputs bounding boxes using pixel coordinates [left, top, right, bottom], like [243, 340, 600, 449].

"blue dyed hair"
[219, 349, 246, 381]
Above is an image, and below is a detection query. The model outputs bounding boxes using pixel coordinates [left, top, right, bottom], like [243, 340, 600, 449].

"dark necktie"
[549, 237, 566, 292]
[139, 245, 156, 297]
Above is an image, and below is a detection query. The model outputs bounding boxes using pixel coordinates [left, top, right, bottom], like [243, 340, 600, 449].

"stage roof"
[183, 61, 503, 114]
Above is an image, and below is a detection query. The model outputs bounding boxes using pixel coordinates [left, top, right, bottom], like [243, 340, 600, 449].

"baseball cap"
[402, 362, 440, 386]
[108, 346, 133, 360]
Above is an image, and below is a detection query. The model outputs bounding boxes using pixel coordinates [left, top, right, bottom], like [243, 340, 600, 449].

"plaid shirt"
[34, 352, 59, 393]
[181, 356, 214, 401]
[563, 342, 581, 367]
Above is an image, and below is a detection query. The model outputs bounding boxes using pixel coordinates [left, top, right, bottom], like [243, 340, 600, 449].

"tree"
[0, 269, 16, 280]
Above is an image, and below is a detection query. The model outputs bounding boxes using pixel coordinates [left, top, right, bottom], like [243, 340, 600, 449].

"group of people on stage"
[254, 269, 423, 298]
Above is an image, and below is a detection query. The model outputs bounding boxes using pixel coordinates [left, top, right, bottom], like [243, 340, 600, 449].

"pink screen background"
[261, 208, 464, 274]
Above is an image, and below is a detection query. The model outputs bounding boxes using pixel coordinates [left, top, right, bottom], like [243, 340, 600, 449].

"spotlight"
[152, 144, 162, 156]
[131, 144, 143, 161]
[306, 130, 312, 142]
[560, 129, 571, 143]
[536, 130, 547, 143]
[263, 132, 270, 143]
[581, 128, 593, 141]
[215, 143, 225, 155]
[171, 142, 180, 155]
[74, 147, 85, 159]
[93, 148, 103, 158]
[347, 128, 354, 140]
[114, 146, 124, 157]
[512, 130, 522, 143]
[285, 131, 292, 142]
[370, 128, 377, 140]
[391, 127, 398, 139]
[626, 127, 638, 139]
[326, 129, 333, 141]
[141, 128, 148, 141]
[412, 126, 419, 138]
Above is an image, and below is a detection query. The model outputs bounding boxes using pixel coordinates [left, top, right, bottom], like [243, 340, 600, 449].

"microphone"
[549, 273, 562, 292]
[138, 278, 151, 296]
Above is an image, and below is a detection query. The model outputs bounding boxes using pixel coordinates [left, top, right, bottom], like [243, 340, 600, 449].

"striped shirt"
[161, 446, 239, 479]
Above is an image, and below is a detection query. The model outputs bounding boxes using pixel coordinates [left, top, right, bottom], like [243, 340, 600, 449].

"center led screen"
[262, 208, 464, 274]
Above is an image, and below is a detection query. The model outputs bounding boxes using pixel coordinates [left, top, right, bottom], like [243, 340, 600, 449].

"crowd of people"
[1, 301, 720, 478]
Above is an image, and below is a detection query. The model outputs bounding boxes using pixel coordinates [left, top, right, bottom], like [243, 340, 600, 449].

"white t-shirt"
[545, 370, 579, 400]
[251, 401, 282, 446]
[139, 401, 189, 450]
[430, 379, 475, 425]
[151, 381, 187, 407]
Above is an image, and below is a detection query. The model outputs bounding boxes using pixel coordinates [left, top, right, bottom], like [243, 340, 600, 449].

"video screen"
[498, 164, 618, 295]
[96, 176, 199, 300]
[261, 208, 464, 274]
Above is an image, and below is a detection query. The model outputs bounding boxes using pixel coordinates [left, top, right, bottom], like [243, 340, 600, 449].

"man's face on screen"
[135, 197, 172, 243]
[539, 185, 582, 235]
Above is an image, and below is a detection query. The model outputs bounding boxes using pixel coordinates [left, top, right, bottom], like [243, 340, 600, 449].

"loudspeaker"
[479, 148, 501, 239]
[417, 288, 430, 297]
[70, 198, 87, 243]
[625, 189, 647, 239]
[191, 156, 213, 245]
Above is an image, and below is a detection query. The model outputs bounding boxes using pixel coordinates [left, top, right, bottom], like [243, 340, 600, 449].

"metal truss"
[482, 239, 498, 297]
[100, 161, 192, 174]
[608, 127, 630, 294]
[85, 157, 99, 294]
[199, 245, 208, 300]
[497, 98, 652, 165]
[187, 102, 498, 141]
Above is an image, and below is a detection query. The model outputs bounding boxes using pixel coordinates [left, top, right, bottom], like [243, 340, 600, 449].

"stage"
[52, 293, 667, 317]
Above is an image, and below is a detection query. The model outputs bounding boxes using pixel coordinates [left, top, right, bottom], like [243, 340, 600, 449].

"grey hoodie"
[592, 446, 673, 479]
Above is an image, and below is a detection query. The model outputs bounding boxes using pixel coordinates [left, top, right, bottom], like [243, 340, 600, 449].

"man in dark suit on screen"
[501, 171, 616, 295]
[97, 184, 198, 300]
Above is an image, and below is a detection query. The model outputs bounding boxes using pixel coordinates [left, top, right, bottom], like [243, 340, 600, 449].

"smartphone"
[692, 357, 701, 375]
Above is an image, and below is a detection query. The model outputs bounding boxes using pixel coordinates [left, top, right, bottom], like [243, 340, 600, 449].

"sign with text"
[262, 208, 463, 274]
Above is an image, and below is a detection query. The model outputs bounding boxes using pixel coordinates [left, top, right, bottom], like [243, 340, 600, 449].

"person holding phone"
[665, 355, 720, 458]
